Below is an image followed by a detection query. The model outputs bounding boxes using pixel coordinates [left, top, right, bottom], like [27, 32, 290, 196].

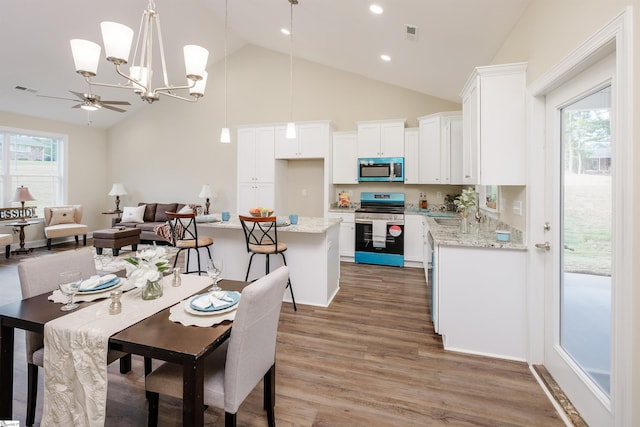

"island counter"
[195, 215, 341, 307]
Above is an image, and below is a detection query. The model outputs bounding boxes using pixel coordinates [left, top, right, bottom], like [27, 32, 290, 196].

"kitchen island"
[196, 215, 341, 307]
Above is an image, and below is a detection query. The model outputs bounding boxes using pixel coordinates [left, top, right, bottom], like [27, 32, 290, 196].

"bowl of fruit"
[249, 207, 274, 217]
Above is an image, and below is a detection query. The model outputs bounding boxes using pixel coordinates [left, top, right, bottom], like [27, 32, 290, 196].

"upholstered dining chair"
[238, 215, 297, 311]
[145, 266, 289, 427]
[165, 211, 214, 275]
[17, 248, 130, 427]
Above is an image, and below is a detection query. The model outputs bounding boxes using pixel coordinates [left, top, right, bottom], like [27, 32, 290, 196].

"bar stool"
[166, 211, 214, 275]
[238, 215, 297, 311]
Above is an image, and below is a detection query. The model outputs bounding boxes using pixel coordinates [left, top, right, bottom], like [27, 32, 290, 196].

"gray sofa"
[113, 202, 191, 243]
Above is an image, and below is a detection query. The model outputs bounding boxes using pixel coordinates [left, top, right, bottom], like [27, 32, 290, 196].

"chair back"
[17, 248, 97, 362]
[238, 215, 281, 254]
[43, 205, 83, 226]
[165, 212, 197, 246]
[224, 265, 289, 413]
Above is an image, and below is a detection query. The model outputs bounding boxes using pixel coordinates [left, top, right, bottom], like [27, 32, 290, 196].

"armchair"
[43, 205, 88, 250]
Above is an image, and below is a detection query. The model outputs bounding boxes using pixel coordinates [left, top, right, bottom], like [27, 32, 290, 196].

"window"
[479, 185, 499, 213]
[0, 128, 66, 217]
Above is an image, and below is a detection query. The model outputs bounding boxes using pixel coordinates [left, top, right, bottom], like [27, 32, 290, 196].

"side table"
[6, 220, 39, 255]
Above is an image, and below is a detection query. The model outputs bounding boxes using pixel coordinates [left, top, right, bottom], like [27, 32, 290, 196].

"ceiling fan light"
[80, 103, 99, 111]
[70, 39, 101, 77]
[184, 45, 209, 81]
[100, 21, 134, 64]
[189, 70, 208, 98]
[220, 127, 231, 143]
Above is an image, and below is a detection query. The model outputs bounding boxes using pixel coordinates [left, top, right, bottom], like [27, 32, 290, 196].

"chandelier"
[70, 0, 209, 104]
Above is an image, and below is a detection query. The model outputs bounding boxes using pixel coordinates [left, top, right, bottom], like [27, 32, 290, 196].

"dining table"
[0, 276, 249, 427]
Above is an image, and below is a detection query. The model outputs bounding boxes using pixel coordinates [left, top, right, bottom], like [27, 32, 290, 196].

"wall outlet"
[436, 191, 442, 200]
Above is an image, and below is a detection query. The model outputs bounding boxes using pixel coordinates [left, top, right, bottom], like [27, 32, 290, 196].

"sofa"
[113, 203, 200, 243]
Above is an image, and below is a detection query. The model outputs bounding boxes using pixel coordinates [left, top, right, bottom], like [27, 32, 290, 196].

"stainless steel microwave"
[358, 157, 404, 182]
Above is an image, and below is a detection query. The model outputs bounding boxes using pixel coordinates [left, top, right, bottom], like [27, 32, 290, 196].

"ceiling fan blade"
[101, 104, 127, 113]
[36, 94, 77, 102]
[71, 104, 83, 109]
[100, 100, 131, 106]
[69, 91, 87, 101]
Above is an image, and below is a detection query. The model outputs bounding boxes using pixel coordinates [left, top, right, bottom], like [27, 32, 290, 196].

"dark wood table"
[0, 278, 248, 427]
[5, 220, 39, 254]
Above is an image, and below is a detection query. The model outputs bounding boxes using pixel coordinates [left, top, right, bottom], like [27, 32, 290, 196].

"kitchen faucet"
[474, 191, 482, 224]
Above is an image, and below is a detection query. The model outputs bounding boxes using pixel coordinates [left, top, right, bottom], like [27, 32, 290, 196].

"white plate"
[184, 294, 241, 316]
[76, 281, 123, 295]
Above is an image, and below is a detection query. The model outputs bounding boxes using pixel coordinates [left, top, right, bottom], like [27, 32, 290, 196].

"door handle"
[535, 242, 550, 251]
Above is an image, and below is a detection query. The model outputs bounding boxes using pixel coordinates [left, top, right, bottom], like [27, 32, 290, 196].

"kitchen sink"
[433, 217, 461, 227]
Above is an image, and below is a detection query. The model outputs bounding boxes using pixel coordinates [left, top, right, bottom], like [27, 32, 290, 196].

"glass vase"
[142, 279, 163, 300]
[460, 213, 470, 234]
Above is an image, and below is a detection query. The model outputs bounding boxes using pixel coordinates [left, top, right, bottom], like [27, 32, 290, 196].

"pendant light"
[220, 0, 231, 143]
[285, 0, 298, 139]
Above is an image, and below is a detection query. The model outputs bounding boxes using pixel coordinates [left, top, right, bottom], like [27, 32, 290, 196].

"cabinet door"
[237, 183, 256, 214]
[254, 127, 275, 182]
[254, 183, 275, 210]
[403, 128, 420, 184]
[404, 214, 424, 263]
[332, 132, 358, 184]
[357, 123, 381, 157]
[339, 222, 355, 257]
[297, 123, 327, 158]
[237, 127, 256, 182]
[380, 121, 405, 157]
[462, 83, 479, 185]
[448, 117, 464, 185]
[274, 125, 298, 159]
[419, 117, 442, 184]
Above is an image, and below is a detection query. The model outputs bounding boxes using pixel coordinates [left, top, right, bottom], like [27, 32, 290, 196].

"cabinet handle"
[465, 175, 471, 178]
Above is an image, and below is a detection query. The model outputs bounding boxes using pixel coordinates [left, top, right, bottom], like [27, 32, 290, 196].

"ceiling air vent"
[405, 25, 418, 42]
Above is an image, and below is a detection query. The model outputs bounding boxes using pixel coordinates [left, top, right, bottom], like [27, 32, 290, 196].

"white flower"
[125, 245, 171, 288]
[454, 187, 477, 213]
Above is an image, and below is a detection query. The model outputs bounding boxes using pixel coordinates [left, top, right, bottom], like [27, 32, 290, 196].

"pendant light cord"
[224, 0, 228, 127]
[289, 0, 294, 123]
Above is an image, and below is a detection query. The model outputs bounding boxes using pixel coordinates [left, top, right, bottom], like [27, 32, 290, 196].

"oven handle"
[355, 218, 404, 225]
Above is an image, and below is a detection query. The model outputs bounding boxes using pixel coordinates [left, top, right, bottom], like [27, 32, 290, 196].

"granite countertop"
[424, 216, 527, 250]
[198, 214, 341, 234]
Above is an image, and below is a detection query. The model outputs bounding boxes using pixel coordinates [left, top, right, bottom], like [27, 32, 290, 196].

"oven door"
[354, 217, 404, 267]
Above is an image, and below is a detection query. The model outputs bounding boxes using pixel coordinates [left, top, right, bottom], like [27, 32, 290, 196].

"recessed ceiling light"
[380, 54, 391, 62]
[281, 28, 290, 35]
[370, 4, 383, 14]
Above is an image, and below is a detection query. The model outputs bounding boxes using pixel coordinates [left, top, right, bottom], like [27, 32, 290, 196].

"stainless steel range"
[355, 192, 405, 267]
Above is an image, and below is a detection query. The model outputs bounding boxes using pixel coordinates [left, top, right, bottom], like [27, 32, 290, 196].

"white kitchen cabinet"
[326, 212, 355, 259]
[237, 126, 276, 213]
[332, 131, 358, 184]
[357, 119, 405, 158]
[404, 214, 425, 265]
[417, 112, 462, 185]
[460, 62, 527, 185]
[274, 121, 330, 159]
[437, 245, 526, 360]
[403, 128, 419, 184]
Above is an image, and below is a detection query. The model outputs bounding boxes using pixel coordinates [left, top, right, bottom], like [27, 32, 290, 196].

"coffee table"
[93, 227, 141, 256]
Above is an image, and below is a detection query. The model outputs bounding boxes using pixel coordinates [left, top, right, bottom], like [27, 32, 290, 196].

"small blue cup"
[289, 214, 298, 225]
[221, 211, 230, 222]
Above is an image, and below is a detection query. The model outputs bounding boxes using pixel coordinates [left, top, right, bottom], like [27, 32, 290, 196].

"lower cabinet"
[437, 245, 526, 360]
[326, 212, 355, 259]
[404, 214, 425, 266]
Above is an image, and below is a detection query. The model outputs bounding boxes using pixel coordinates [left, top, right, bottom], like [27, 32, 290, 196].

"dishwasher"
[428, 230, 440, 333]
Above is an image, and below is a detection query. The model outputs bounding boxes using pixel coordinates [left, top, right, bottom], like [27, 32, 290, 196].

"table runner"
[42, 274, 210, 427]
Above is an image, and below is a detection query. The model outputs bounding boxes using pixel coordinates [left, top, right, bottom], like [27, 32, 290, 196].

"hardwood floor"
[1, 242, 564, 426]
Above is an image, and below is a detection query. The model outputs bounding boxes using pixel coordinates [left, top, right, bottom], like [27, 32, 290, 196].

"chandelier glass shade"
[70, 1, 209, 104]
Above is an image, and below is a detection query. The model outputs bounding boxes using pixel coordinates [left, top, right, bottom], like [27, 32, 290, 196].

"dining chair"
[145, 265, 290, 427]
[17, 248, 131, 427]
[165, 211, 214, 275]
[238, 215, 297, 311]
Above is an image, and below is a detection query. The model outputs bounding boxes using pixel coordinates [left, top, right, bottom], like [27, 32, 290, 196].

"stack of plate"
[185, 291, 241, 316]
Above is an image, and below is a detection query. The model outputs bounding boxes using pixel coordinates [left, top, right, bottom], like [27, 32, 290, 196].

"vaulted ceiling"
[0, 0, 529, 128]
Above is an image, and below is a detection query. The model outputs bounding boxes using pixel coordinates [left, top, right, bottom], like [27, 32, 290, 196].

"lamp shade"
[11, 186, 35, 203]
[130, 65, 151, 93]
[108, 183, 128, 196]
[70, 39, 101, 77]
[198, 184, 214, 199]
[220, 127, 231, 143]
[189, 71, 208, 98]
[100, 21, 134, 64]
[183, 45, 209, 80]
[286, 122, 297, 139]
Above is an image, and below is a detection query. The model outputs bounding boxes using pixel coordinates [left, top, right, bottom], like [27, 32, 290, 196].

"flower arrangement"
[124, 245, 171, 289]
[454, 187, 477, 215]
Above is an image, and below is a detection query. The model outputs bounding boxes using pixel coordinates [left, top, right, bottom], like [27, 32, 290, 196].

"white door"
[541, 53, 614, 425]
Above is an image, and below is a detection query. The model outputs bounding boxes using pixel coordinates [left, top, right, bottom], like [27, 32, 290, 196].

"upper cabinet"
[403, 128, 420, 184]
[237, 126, 275, 183]
[332, 131, 358, 184]
[460, 62, 527, 185]
[357, 119, 405, 158]
[417, 112, 462, 185]
[275, 121, 331, 159]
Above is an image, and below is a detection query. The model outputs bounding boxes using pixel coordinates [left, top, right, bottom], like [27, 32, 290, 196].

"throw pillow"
[121, 205, 146, 223]
[49, 207, 76, 226]
[178, 205, 193, 214]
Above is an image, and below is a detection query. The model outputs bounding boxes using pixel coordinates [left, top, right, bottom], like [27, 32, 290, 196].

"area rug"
[93, 244, 179, 273]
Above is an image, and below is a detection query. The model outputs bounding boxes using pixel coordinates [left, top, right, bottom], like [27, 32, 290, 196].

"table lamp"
[11, 185, 36, 223]
[198, 184, 215, 215]
[108, 183, 128, 212]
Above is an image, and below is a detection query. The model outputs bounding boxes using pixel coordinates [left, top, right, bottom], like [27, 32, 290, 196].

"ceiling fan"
[37, 90, 131, 113]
